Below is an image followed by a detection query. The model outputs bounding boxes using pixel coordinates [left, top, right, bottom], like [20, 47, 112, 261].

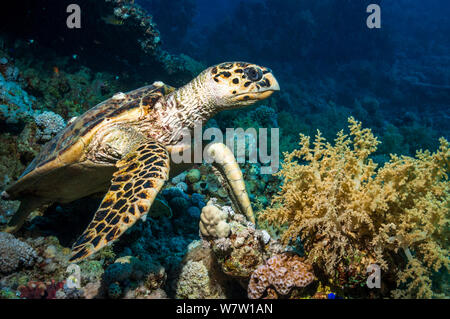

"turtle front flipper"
[69, 141, 170, 263]
[206, 143, 255, 224]
[3, 196, 46, 233]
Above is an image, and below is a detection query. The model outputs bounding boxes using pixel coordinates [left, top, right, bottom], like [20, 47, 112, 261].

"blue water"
[139, 0, 450, 156]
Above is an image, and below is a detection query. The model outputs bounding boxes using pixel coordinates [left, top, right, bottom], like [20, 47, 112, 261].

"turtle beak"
[247, 71, 280, 101]
[233, 69, 280, 103]
[256, 71, 280, 100]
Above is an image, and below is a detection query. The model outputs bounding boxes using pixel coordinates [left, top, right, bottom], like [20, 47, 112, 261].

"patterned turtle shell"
[18, 83, 174, 184]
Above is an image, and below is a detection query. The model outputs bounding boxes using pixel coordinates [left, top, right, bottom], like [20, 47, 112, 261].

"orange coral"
[247, 253, 315, 299]
[260, 117, 449, 298]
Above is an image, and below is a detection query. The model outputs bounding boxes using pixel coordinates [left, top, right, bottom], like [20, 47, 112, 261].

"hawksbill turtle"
[2, 62, 279, 262]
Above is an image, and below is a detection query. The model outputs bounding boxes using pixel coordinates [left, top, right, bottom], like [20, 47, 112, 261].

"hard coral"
[106, 0, 161, 55]
[199, 202, 230, 238]
[0, 72, 36, 124]
[260, 117, 449, 298]
[0, 232, 37, 273]
[33, 111, 66, 143]
[248, 253, 315, 299]
[175, 240, 232, 299]
[175, 260, 213, 299]
[203, 202, 279, 280]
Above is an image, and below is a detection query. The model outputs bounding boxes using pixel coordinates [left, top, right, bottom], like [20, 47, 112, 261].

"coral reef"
[139, 0, 197, 52]
[174, 240, 236, 299]
[260, 117, 449, 298]
[176, 259, 214, 298]
[0, 0, 199, 85]
[103, 255, 166, 299]
[199, 200, 285, 286]
[0, 234, 88, 299]
[18, 280, 64, 299]
[186, 168, 201, 184]
[33, 111, 66, 143]
[0, 72, 36, 124]
[199, 201, 231, 238]
[0, 0, 448, 301]
[208, 208, 265, 279]
[21, 66, 122, 119]
[248, 253, 315, 299]
[0, 232, 37, 274]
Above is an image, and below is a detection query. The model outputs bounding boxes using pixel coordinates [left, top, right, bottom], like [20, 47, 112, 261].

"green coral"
[0, 287, 19, 299]
[79, 260, 104, 284]
[107, 282, 122, 299]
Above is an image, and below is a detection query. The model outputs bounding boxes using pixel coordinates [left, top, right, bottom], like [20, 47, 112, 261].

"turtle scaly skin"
[72, 140, 170, 260]
[2, 62, 280, 262]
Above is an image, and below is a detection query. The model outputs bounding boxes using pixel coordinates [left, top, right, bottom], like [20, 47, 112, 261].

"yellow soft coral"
[260, 117, 449, 298]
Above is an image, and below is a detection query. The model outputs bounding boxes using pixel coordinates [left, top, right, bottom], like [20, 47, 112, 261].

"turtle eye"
[244, 67, 263, 82]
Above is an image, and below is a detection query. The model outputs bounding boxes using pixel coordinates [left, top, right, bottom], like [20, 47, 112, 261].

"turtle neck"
[156, 71, 218, 143]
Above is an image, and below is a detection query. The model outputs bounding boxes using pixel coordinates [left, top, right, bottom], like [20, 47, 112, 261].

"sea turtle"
[2, 62, 279, 262]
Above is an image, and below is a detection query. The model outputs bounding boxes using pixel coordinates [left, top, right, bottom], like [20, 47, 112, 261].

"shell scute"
[19, 83, 170, 178]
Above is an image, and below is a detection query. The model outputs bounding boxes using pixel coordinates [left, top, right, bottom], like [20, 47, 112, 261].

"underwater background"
[0, 0, 448, 299]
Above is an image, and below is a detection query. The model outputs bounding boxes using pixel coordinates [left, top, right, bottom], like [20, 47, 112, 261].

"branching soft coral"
[260, 117, 449, 298]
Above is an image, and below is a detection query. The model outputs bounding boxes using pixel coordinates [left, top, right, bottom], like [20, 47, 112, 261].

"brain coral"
[0, 232, 37, 273]
[199, 202, 231, 238]
[260, 117, 449, 298]
[248, 253, 315, 299]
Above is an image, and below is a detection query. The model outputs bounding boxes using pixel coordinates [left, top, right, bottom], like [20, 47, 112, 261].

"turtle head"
[202, 62, 280, 110]
[165, 62, 280, 128]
